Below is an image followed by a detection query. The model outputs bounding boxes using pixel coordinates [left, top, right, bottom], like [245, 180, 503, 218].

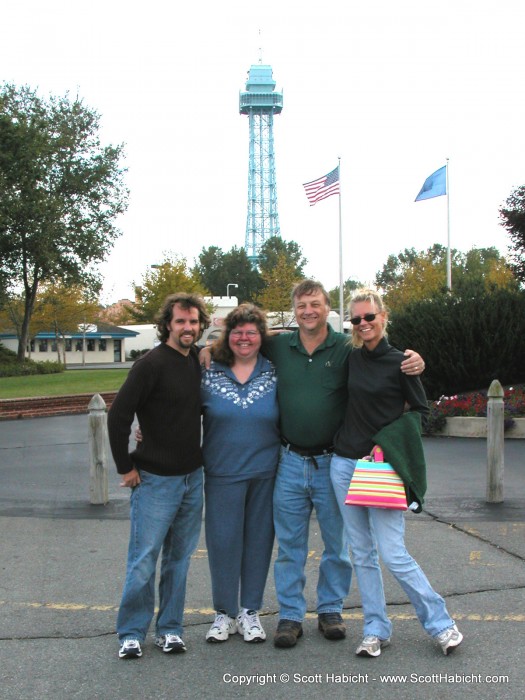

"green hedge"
[0, 343, 64, 377]
[388, 289, 525, 400]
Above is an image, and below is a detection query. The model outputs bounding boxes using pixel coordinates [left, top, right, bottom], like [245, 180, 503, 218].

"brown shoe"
[274, 619, 303, 648]
[318, 612, 346, 640]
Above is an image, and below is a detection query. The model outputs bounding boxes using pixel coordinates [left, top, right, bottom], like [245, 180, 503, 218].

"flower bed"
[425, 384, 525, 435]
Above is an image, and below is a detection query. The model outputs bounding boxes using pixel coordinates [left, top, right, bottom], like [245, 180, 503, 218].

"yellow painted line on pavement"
[0, 601, 524, 622]
[468, 550, 499, 567]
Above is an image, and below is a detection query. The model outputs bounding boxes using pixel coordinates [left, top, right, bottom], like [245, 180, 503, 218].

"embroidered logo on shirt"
[202, 371, 277, 409]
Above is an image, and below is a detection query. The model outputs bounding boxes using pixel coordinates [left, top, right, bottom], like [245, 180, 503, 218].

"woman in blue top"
[330, 289, 463, 658]
[202, 303, 280, 643]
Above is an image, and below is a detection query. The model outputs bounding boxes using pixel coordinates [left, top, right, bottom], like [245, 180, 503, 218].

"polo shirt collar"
[289, 324, 338, 355]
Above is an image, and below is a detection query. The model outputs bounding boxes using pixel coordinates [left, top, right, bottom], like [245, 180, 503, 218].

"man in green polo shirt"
[264, 279, 424, 648]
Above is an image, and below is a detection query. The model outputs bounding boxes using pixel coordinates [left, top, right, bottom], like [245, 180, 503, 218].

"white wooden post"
[88, 393, 109, 505]
[486, 379, 504, 503]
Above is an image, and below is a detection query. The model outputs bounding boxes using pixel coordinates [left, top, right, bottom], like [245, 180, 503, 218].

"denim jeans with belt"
[117, 468, 203, 642]
[330, 454, 455, 639]
[273, 447, 352, 622]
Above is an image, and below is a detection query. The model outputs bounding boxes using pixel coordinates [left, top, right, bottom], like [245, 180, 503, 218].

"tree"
[375, 248, 419, 289]
[376, 244, 516, 312]
[258, 236, 307, 279]
[0, 83, 128, 361]
[193, 246, 229, 296]
[258, 254, 302, 325]
[222, 247, 265, 303]
[375, 244, 452, 291]
[0, 294, 25, 339]
[382, 253, 449, 310]
[328, 278, 363, 316]
[31, 283, 100, 364]
[133, 254, 209, 322]
[500, 184, 525, 283]
[193, 245, 264, 303]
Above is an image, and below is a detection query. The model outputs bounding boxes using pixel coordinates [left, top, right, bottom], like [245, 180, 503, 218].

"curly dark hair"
[155, 293, 210, 343]
[211, 303, 268, 366]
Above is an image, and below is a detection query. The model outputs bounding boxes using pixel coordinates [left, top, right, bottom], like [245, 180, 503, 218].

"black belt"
[281, 439, 333, 458]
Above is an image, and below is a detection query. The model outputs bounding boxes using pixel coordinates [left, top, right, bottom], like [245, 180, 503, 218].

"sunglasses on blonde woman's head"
[349, 313, 380, 326]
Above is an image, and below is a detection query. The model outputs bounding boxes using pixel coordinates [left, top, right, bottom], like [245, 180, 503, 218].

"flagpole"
[337, 156, 344, 332]
[446, 158, 451, 290]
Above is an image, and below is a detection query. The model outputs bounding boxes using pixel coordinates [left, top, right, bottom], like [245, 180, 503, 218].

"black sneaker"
[274, 619, 303, 648]
[118, 639, 142, 659]
[318, 612, 346, 640]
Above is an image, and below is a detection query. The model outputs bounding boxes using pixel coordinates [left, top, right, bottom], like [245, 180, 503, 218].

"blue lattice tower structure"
[239, 63, 283, 265]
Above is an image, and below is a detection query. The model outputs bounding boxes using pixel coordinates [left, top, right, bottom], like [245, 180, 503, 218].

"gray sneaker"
[154, 633, 186, 653]
[436, 625, 463, 655]
[355, 635, 391, 657]
[118, 638, 142, 659]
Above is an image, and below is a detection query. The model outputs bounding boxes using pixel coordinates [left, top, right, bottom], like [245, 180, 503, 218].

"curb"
[435, 416, 525, 439]
[0, 392, 117, 421]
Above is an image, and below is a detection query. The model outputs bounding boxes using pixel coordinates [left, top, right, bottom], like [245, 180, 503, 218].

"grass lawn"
[0, 369, 130, 399]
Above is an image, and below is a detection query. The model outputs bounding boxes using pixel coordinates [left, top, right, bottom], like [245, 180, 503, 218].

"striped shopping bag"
[345, 446, 407, 511]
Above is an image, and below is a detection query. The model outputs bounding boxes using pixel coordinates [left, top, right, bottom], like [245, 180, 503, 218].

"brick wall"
[0, 392, 118, 421]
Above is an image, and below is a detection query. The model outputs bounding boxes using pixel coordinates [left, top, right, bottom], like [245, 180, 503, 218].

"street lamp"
[227, 283, 238, 298]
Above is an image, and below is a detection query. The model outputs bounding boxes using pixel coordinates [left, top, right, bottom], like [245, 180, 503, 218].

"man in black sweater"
[108, 292, 210, 660]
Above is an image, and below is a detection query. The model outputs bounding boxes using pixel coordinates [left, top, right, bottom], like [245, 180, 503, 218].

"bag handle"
[372, 445, 384, 462]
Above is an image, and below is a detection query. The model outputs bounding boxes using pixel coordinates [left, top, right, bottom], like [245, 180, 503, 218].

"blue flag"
[415, 166, 446, 201]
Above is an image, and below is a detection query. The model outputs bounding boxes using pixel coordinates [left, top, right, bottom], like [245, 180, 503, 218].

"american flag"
[303, 166, 340, 206]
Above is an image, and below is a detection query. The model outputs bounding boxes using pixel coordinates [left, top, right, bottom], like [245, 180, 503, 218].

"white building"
[0, 323, 139, 365]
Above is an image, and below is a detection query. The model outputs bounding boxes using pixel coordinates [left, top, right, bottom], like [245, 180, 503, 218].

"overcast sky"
[3, 0, 524, 302]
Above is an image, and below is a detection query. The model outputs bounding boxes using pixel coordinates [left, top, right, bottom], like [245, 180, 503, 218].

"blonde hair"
[349, 288, 388, 348]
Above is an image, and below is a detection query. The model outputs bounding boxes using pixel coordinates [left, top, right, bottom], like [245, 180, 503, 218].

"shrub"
[128, 348, 150, 360]
[0, 344, 64, 377]
[388, 288, 525, 399]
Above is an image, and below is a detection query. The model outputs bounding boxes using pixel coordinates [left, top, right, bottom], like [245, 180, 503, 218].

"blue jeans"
[117, 468, 203, 642]
[205, 475, 275, 616]
[273, 447, 352, 622]
[330, 454, 455, 639]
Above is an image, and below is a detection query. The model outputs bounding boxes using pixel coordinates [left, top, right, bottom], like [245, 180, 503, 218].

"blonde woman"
[330, 288, 463, 658]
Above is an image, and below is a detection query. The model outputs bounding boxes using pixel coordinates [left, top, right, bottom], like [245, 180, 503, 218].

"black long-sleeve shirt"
[108, 343, 202, 476]
[334, 338, 429, 459]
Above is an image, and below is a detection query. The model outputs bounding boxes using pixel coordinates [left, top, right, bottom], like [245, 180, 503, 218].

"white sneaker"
[236, 608, 266, 643]
[355, 635, 391, 657]
[436, 624, 463, 655]
[206, 612, 237, 643]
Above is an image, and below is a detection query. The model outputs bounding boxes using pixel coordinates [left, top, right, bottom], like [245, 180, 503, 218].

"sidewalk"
[0, 415, 524, 699]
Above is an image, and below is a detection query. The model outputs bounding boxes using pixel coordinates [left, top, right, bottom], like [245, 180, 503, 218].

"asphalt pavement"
[0, 415, 524, 700]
